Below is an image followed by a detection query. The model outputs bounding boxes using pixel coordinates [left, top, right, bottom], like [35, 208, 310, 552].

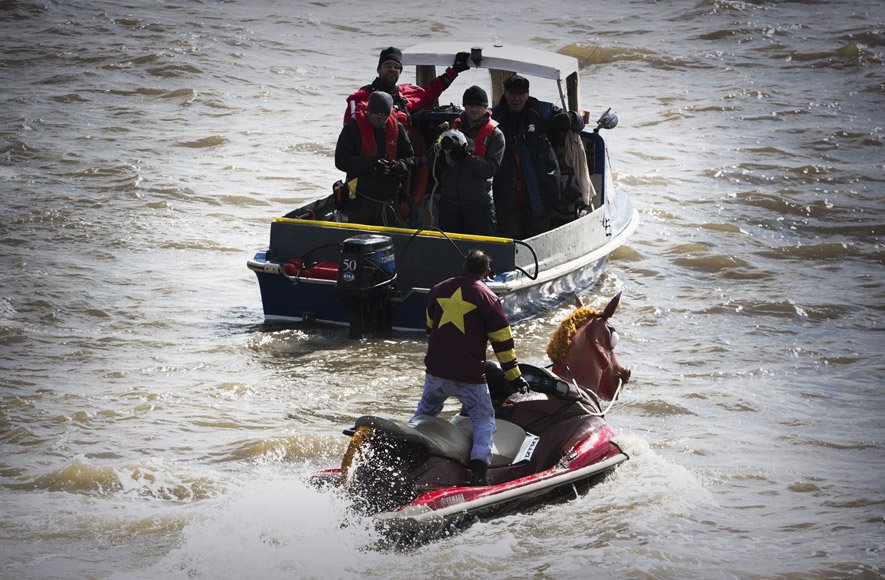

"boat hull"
[309, 440, 627, 546]
[247, 198, 636, 331]
[250, 252, 610, 330]
[247, 122, 638, 331]
[377, 450, 627, 529]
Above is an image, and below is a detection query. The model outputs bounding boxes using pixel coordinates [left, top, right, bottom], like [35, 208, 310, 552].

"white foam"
[125, 468, 394, 579]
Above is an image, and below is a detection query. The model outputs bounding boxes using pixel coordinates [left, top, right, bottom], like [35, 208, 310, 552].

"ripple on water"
[776, 434, 879, 452]
[12, 456, 221, 502]
[219, 433, 344, 464]
[672, 254, 766, 280]
[558, 41, 701, 71]
[757, 242, 864, 262]
[630, 399, 697, 417]
[702, 299, 810, 319]
[175, 135, 229, 148]
[146, 63, 203, 77]
[695, 222, 743, 234]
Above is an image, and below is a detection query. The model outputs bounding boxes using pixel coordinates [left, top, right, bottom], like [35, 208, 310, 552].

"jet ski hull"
[309, 430, 627, 543]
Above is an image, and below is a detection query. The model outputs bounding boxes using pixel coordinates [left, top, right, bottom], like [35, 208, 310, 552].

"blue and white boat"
[247, 42, 638, 336]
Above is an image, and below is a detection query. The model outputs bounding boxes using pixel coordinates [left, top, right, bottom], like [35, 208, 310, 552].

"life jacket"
[402, 124, 429, 221]
[352, 102, 399, 159]
[451, 116, 499, 157]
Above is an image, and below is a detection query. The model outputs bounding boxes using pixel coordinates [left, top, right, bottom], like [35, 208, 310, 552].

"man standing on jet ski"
[411, 249, 529, 486]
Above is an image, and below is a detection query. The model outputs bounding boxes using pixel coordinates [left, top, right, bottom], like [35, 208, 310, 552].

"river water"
[1, 0, 882, 578]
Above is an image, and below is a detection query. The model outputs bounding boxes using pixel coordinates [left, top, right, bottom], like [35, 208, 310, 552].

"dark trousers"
[496, 205, 550, 240]
[346, 195, 399, 227]
[438, 196, 497, 237]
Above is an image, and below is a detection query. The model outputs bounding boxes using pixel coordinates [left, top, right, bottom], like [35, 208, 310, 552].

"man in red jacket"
[344, 46, 471, 127]
[411, 249, 528, 486]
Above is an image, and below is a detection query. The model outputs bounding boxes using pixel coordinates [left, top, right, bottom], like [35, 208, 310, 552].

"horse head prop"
[546, 292, 631, 401]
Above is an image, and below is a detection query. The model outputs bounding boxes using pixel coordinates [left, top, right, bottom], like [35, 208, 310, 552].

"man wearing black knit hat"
[335, 91, 416, 226]
[492, 75, 585, 239]
[431, 85, 504, 236]
[343, 46, 472, 127]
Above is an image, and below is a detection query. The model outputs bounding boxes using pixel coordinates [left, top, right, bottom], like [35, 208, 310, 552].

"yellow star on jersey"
[436, 287, 477, 334]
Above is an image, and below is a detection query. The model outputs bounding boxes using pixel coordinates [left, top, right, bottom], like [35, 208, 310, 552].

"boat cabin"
[399, 42, 612, 228]
[246, 43, 635, 336]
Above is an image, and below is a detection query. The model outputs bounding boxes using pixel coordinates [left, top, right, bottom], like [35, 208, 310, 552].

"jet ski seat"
[353, 414, 529, 467]
[451, 415, 530, 467]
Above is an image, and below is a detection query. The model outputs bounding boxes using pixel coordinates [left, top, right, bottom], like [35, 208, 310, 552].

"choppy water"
[1, 0, 883, 578]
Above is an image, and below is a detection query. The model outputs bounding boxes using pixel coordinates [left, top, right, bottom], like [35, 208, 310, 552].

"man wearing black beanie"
[492, 74, 585, 239]
[431, 85, 504, 236]
[344, 46, 472, 128]
[335, 91, 416, 226]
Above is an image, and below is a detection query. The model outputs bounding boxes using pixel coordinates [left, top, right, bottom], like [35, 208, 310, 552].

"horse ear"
[572, 293, 584, 308]
[601, 292, 622, 320]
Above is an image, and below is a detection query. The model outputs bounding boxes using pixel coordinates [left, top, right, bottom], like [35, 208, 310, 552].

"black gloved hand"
[450, 144, 469, 163]
[439, 135, 458, 151]
[452, 51, 471, 73]
[511, 376, 529, 394]
[386, 159, 409, 176]
[369, 156, 387, 174]
[548, 111, 571, 134]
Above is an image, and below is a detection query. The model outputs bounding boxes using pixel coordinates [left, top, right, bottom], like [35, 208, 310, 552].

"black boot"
[469, 459, 488, 487]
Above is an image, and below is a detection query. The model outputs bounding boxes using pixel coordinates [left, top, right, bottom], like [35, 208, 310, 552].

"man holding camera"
[434, 85, 504, 236]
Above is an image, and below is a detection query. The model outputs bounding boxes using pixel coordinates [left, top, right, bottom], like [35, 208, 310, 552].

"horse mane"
[546, 306, 602, 364]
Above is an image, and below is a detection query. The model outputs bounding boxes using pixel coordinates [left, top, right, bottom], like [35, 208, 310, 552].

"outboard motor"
[337, 234, 397, 339]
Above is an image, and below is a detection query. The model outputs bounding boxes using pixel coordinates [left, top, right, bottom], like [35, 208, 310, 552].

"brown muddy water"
[1, 0, 882, 578]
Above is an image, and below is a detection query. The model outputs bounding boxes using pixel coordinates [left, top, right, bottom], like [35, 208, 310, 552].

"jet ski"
[309, 293, 630, 542]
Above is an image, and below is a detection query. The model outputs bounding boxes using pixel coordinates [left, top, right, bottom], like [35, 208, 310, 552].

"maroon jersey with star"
[424, 274, 522, 384]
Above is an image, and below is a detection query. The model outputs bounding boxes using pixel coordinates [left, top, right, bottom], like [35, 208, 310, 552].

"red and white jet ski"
[310, 293, 630, 541]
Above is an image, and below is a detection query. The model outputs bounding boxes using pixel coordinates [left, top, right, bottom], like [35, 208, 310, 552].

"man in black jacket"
[334, 91, 415, 226]
[435, 86, 505, 236]
[492, 75, 585, 239]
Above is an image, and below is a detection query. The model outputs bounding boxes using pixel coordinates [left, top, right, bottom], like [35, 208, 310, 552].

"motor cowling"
[337, 234, 397, 338]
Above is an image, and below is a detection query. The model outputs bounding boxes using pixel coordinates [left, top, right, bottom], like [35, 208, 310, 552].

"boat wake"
[128, 470, 391, 579]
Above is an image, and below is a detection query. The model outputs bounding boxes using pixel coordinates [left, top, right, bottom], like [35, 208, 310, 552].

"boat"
[309, 293, 631, 544]
[247, 42, 638, 336]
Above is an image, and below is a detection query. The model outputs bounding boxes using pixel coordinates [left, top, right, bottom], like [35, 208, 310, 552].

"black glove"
[452, 51, 471, 73]
[450, 144, 470, 163]
[439, 135, 459, 151]
[511, 376, 529, 394]
[386, 159, 409, 176]
[548, 111, 571, 134]
[369, 156, 387, 174]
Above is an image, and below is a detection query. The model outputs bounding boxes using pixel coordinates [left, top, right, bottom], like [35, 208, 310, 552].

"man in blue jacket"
[492, 75, 585, 239]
